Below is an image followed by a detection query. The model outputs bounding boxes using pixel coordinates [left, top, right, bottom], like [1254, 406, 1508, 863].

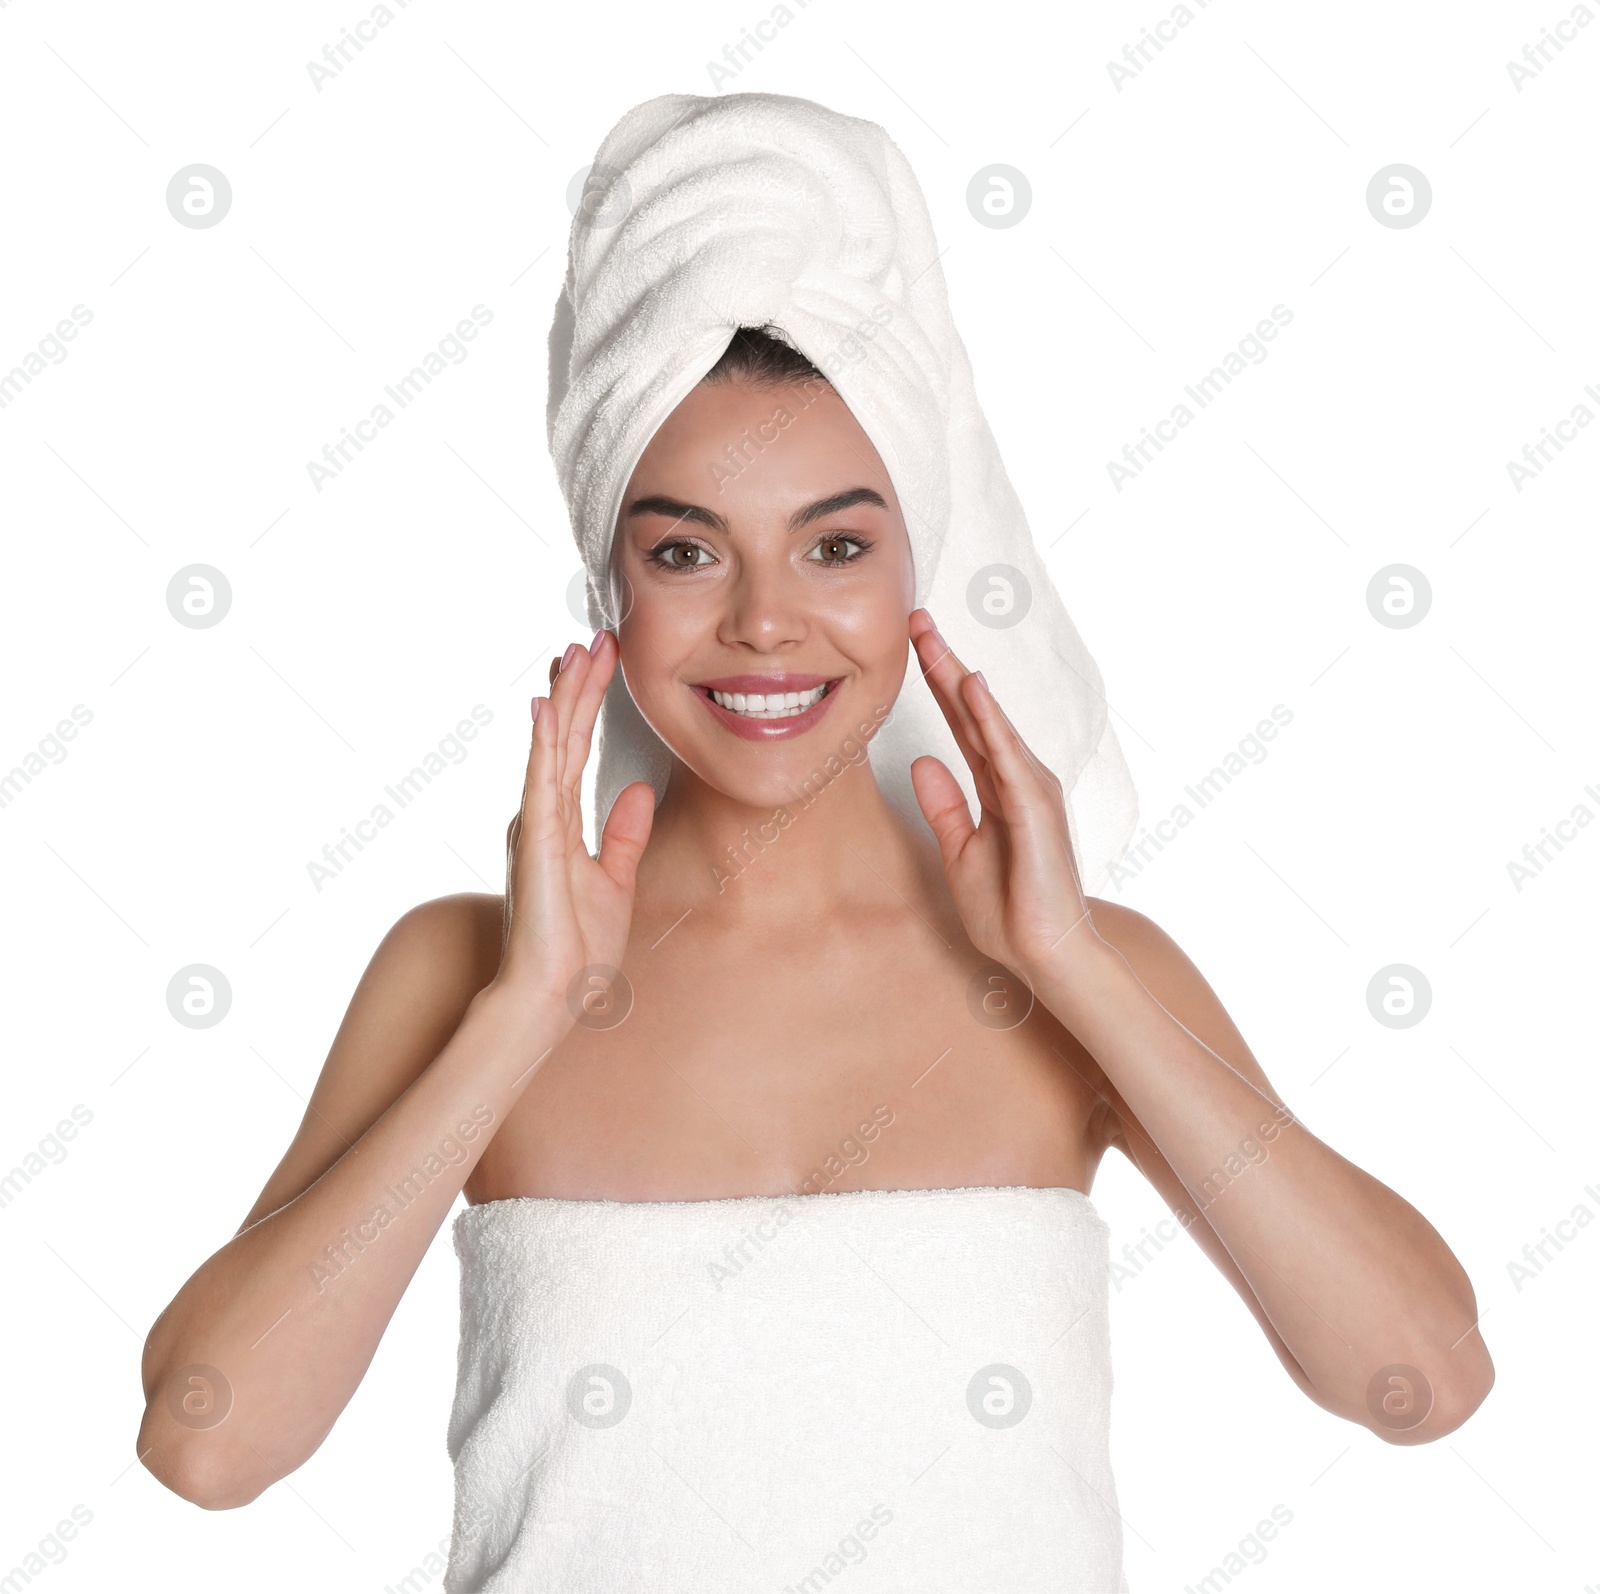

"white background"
[1, 0, 1594, 1590]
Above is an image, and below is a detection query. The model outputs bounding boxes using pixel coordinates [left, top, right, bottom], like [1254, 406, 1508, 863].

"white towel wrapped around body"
[443, 1185, 1129, 1592]
[547, 91, 1139, 893]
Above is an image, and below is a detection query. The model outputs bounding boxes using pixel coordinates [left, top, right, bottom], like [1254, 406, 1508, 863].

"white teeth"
[708, 683, 829, 718]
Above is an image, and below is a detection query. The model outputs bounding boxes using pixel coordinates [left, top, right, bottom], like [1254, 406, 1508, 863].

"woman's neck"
[633, 757, 938, 930]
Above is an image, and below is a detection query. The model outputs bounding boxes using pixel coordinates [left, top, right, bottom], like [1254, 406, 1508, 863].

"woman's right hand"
[495, 629, 656, 1018]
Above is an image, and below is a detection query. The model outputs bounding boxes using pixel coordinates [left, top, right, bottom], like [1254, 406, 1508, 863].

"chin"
[705, 762, 821, 813]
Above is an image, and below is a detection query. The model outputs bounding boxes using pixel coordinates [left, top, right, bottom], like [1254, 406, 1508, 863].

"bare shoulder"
[235, 891, 504, 1231]
[1083, 896, 1179, 961]
[1086, 897, 1240, 1026]
[377, 889, 505, 1001]
[1081, 894, 1279, 1143]
[332, 890, 505, 1040]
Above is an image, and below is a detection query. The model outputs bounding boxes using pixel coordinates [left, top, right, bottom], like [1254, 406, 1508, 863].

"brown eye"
[810, 535, 868, 564]
[650, 541, 713, 570]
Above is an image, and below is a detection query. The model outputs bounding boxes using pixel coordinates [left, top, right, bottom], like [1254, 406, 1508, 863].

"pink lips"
[692, 673, 843, 742]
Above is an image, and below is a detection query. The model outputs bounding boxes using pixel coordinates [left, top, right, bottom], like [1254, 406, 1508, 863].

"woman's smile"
[691, 670, 844, 741]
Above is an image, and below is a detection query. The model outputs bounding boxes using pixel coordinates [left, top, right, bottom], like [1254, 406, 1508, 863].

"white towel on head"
[547, 89, 1139, 894]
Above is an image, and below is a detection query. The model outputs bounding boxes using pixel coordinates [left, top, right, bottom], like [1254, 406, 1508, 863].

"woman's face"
[609, 376, 916, 810]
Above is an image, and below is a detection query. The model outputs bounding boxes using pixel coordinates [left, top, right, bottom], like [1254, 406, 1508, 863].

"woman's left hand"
[907, 607, 1111, 990]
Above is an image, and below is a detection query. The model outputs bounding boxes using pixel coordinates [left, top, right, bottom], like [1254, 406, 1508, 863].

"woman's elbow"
[136, 1412, 267, 1511]
[1362, 1346, 1496, 1446]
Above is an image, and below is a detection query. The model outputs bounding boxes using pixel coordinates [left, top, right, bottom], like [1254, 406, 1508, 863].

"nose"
[716, 555, 808, 653]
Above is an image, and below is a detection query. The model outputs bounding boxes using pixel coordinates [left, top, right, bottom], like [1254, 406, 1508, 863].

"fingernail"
[530, 697, 541, 722]
[974, 670, 989, 693]
[590, 628, 607, 653]
[561, 642, 581, 671]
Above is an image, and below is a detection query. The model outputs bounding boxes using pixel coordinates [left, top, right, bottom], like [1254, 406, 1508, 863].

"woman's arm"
[137, 628, 656, 1508]
[904, 607, 1493, 1443]
[137, 912, 569, 1509]
[1036, 902, 1493, 1444]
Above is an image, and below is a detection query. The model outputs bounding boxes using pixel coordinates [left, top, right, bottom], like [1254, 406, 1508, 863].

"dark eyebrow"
[789, 486, 889, 531]
[624, 486, 888, 535]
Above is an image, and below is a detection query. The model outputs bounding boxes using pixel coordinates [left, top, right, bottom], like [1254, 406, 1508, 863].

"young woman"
[137, 324, 1492, 1589]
